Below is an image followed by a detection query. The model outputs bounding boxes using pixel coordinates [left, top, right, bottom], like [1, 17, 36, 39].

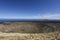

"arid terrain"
[0, 22, 60, 33]
[0, 32, 60, 40]
[0, 21, 60, 40]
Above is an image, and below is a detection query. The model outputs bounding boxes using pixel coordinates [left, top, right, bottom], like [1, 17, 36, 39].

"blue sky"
[0, 0, 60, 19]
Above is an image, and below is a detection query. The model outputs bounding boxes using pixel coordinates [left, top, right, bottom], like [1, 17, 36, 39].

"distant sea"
[0, 19, 40, 22]
[0, 19, 60, 23]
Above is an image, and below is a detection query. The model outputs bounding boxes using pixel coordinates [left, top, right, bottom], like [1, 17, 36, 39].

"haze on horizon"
[0, 0, 60, 19]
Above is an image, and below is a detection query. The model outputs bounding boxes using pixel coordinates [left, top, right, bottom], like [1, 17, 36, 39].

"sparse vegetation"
[0, 32, 59, 40]
[0, 22, 60, 33]
[0, 22, 60, 40]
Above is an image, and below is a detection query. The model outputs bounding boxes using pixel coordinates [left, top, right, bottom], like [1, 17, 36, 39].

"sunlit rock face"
[0, 22, 60, 33]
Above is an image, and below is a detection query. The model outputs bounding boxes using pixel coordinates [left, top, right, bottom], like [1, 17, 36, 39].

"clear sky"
[0, 0, 60, 19]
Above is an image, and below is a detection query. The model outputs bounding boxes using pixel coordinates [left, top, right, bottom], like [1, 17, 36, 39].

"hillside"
[0, 21, 60, 40]
[0, 22, 60, 33]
